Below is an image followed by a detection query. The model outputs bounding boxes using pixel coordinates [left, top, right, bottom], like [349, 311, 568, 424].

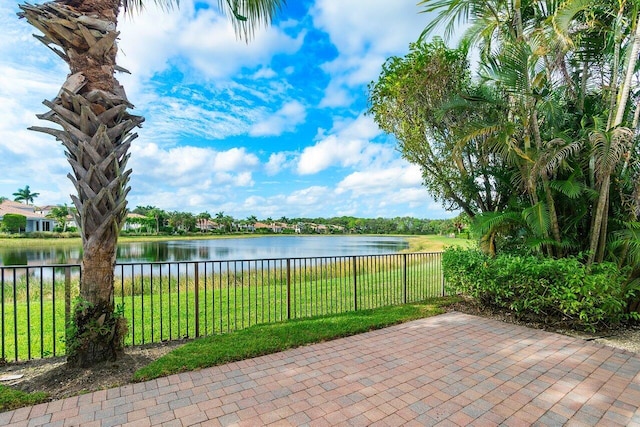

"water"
[0, 235, 409, 266]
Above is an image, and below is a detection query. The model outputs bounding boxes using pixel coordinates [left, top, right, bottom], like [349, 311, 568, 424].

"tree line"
[126, 205, 465, 236]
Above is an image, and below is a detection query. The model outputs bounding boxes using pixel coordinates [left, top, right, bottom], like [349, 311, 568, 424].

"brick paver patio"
[2, 312, 640, 426]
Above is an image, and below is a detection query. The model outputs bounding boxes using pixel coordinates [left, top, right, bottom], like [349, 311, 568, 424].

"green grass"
[0, 384, 48, 412]
[2, 254, 444, 359]
[133, 296, 459, 381]
[404, 235, 475, 252]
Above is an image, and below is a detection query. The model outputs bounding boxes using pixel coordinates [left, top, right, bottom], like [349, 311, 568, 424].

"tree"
[413, 0, 640, 263]
[18, 0, 286, 367]
[13, 185, 40, 205]
[2, 214, 27, 234]
[47, 204, 71, 232]
[196, 212, 212, 232]
[369, 39, 511, 218]
[168, 211, 196, 233]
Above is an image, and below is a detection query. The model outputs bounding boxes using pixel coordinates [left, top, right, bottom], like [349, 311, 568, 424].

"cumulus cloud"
[118, 0, 304, 85]
[130, 142, 258, 188]
[296, 115, 384, 174]
[335, 164, 423, 195]
[265, 152, 289, 175]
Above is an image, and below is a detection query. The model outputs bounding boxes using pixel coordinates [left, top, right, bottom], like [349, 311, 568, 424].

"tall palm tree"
[47, 204, 71, 231]
[196, 211, 212, 232]
[13, 185, 40, 205]
[18, 0, 286, 367]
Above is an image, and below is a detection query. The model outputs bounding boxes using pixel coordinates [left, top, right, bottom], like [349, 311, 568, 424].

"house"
[0, 200, 57, 232]
[122, 213, 148, 231]
[254, 222, 284, 233]
[196, 219, 225, 232]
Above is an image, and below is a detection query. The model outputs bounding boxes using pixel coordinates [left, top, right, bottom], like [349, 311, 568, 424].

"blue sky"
[0, 0, 456, 220]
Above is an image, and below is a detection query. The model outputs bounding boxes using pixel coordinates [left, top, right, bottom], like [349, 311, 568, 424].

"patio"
[2, 312, 640, 426]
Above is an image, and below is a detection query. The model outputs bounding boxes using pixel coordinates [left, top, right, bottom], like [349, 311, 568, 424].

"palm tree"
[146, 207, 166, 234]
[18, 0, 286, 367]
[47, 204, 71, 232]
[13, 185, 40, 205]
[196, 211, 212, 232]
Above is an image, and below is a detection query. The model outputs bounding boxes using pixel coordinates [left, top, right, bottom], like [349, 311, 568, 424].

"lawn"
[2, 253, 445, 360]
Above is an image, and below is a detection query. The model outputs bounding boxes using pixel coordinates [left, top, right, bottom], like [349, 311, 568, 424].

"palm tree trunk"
[588, 174, 610, 265]
[19, 1, 142, 367]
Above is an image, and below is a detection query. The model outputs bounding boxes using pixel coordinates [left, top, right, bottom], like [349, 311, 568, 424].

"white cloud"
[296, 115, 384, 174]
[252, 67, 277, 79]
[130, 142, 258, 188]
[265, 152, 289, 175]
[214, 147, 259, 171]
[249, 100, 307, 137]
[285, 186, 331, 207]
[118, 1, 304, 84]
[336, 164, 423, 196]
[311, 0, 432, 107]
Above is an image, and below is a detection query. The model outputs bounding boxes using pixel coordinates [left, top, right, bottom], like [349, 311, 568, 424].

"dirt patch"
[0, 340, 185, 401]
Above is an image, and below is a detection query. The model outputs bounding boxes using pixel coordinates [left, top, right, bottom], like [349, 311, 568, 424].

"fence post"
[352, 256, 358, 311]
[194, 263, 200, 338]
[64, 267, 71, 332]
[403, 253, 408, 304]
[440, 253, 446, 297]
[286, 259, 291, 319]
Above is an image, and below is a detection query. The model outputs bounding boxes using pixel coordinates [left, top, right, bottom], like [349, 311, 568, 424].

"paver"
[2, 312, 640, 426]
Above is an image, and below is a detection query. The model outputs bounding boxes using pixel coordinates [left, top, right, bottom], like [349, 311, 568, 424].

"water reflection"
[0, 236, 409, 266]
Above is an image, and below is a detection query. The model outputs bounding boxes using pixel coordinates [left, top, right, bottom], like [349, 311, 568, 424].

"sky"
[0, 0, 457, 220]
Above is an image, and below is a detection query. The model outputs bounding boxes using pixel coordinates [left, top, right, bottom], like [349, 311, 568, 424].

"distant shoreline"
[0, 233, 471, 253]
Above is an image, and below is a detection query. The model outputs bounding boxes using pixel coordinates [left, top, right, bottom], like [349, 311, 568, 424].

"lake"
[0, 235, 409, 266]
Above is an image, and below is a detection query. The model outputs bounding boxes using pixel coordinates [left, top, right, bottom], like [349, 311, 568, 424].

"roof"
[0, 200, 52, 220]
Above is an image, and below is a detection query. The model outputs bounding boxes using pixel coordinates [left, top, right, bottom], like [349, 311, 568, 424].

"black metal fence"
[0, 252, 443, 361]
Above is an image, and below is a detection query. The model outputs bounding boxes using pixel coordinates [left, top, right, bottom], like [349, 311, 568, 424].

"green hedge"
[2, 214, 27, 233]
[442, 247, 638, 331]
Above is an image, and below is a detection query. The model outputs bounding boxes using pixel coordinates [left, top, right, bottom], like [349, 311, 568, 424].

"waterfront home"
[0, 199, 57, 232]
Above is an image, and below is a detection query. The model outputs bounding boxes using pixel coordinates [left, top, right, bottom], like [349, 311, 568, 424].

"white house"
[0, 200, 57, 232]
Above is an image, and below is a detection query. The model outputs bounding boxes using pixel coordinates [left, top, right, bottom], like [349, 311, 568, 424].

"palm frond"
[522, 201, 551, 237]
[552, 0, 593, 44]
[217, 0, 286, 41]
[549, 173, 585, 199]
[610, 224, 640, 266]
[540, 139, 582, 176]
[471, 211, 522, 235]
[122, 0, 179, 14]
[589, 126, 634, 180]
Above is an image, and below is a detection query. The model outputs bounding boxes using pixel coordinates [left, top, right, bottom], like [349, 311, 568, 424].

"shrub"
[442, 247, 636, 331]
[2, 214, 26, 233]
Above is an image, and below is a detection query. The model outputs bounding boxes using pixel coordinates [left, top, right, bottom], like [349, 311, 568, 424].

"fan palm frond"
[472, 211, 522, 235]
[522, 201, 551, 237]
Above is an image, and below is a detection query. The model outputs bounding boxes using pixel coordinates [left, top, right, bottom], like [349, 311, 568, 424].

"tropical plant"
[403, 0, 640, 263]
[12, 185, 40, 205]
[2, 214, 27, 234]
[18, 0, 286, 367]
[46, 204, 70, 232]
[196, 211, 212, 233]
